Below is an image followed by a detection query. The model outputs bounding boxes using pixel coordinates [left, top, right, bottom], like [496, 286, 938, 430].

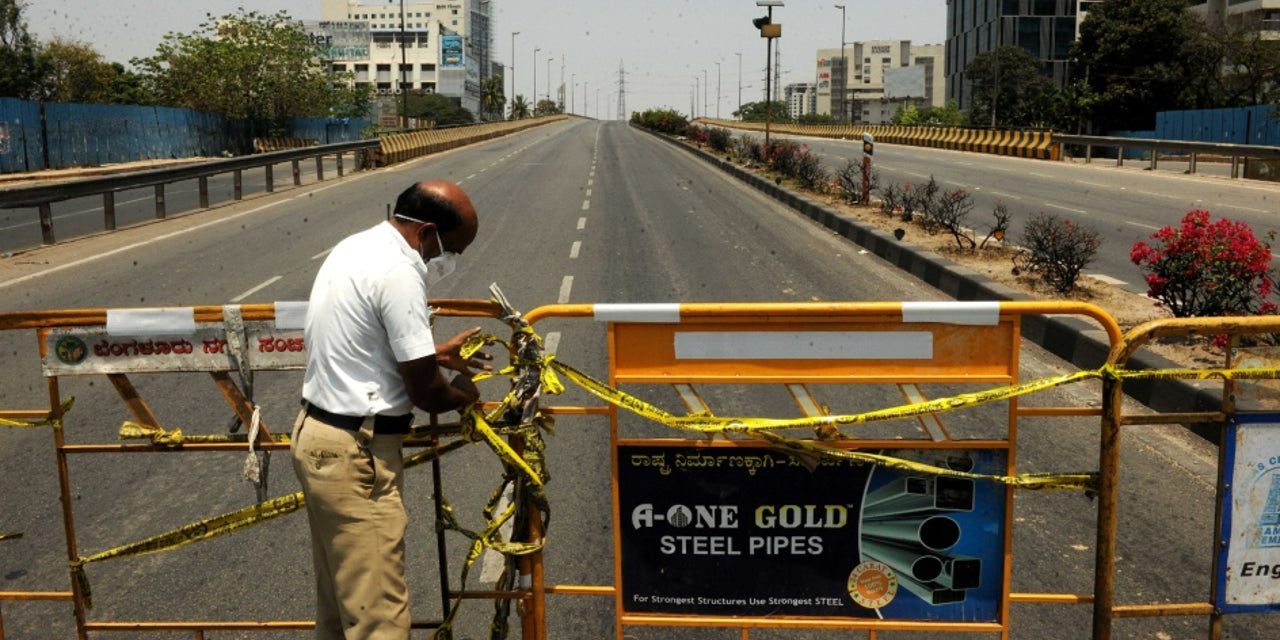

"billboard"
[885, 66, 926, 100]
[441, 34, 465, 68]
[301, 21, 370, 61]
[618, 445, 1006, 621]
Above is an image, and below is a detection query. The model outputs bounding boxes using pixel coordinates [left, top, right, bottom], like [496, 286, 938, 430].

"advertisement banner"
[441, 34, 465, 69]
[617, 444, 1006, 621]
[301, 21, 371, 61]
[42, 323, 307, 376]
[1217, 416, 1280, 612]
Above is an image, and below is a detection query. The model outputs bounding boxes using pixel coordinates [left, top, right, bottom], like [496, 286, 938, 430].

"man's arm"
[397, 356, 479, 414]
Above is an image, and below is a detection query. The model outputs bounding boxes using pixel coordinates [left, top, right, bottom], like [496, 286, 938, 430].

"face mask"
[423, 228, 458, 286]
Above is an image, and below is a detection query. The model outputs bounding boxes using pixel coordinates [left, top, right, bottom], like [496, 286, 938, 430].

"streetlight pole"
[399, 0, 408, 128]
[533, 47, 541, 110]
[703, 68, 708, 118]
[571, 74, 576, 114]
[510, 31, 520, 119]
[715, 62, 722, 119]
[735, 52, 743, 119]
[835, 4, 846, 123]
[546, 57, 552, 108]
[584, 81, 588, 117]
[693, 75, 699, 119]
[753, 1, 783, 147]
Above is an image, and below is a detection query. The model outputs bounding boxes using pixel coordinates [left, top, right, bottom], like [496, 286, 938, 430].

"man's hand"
[435, 327, 494, 375]
[450, 374, 481, 407]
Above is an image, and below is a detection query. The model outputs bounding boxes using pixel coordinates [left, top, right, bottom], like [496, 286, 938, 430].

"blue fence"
[0, 98, 373, 174]
[1155, 105, 1280, 146]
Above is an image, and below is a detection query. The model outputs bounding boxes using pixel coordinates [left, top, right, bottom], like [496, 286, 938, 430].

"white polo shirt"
[303, 221, 437, 416]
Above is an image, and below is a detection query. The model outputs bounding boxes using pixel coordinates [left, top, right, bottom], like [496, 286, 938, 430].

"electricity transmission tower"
[616, 60, 627, 121]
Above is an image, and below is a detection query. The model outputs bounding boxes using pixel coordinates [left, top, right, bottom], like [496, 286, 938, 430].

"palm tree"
[480, 75, 505, 121]
[509, 94, 530, 120]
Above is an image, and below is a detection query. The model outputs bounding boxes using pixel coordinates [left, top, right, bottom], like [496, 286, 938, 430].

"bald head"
[392, 180, 479, 255]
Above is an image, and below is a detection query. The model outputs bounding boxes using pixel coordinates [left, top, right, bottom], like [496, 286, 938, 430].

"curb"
[639, 126, 1223, 442]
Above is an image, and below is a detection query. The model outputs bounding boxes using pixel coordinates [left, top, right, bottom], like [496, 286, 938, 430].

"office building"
[815, 41, 944, 124]
[785, 83, 818, 119]
[318, 0, 493, 116]
[944, 0, 1103, 112]
[1190, 0, 1280, 38]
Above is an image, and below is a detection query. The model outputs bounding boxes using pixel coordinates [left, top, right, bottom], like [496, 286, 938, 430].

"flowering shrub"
[765, 140, 800, 176]
[1013, 212, 1101, 293]
[793, 146, 828, 191]
[1130, 210, 1276, 319]
[706, 127, 732, 152]
[631, 108, 689, 136]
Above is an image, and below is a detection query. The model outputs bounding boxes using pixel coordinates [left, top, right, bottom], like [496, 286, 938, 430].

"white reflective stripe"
[674, 331, 933, 360]
[787, 384, 825, 417]
[274, 301, 309, 330]
[106, 308, 197, 336]
[900, 384, 947, 441]
[901, 301, 1000, 326]
[592, 303, 680, 323]
[673, 384, 710, 414]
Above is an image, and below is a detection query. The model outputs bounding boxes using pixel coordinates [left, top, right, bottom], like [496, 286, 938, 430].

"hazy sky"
[24, 0, 946, 116]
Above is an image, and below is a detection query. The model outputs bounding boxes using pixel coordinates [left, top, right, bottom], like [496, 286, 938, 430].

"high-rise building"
[784, 83, 817, 119]
[1190, 0, 1280, 39]
[815, 41, 944, 124]
[319, 0, 493, 117]
[944, 0, 1103, 113]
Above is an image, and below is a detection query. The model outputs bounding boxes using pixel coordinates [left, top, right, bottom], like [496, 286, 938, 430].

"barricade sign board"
[617, 444, 1007, 621]
[42, 323, 307, 376]
[1216, 414, 1280, 613]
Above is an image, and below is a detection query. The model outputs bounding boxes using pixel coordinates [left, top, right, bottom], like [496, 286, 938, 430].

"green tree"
[919, 101, 965, 126]
[508, 94, 530, 119]
[533, 98, 559, 117]
[36, 38, 117, 103]
[892, 103, 921, 125]
[404, 91, 473, 126]
[796, 113, 836, 124]
[0, 0, 47, 99]
[1071, 0, 1201, 131]
[733, 100, 788, 123]
[965, 46, 1054, 128]
[480, 74, 505, 121]
[132, 9, 366, 133]
[106, 63, 154, 105]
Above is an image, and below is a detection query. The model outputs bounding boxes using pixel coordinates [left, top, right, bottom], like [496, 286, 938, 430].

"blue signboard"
[617, 445, 1006, 622]
[1216, 415, 1280, 614]
[440, 34, 464, 68]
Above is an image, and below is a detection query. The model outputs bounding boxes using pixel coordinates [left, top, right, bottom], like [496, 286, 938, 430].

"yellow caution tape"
[0, 531, 23, 542]
[0, 398, 74, 430]
[69, 438, 470, 609]
[118, 421, 291, 446]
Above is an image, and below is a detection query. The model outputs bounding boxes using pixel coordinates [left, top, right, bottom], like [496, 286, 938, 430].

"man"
[292, 180, 488, 638]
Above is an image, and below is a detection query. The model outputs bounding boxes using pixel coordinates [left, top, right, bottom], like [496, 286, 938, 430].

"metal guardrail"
[1054, 133, 1280, 178]
[0, 138, 381, 245]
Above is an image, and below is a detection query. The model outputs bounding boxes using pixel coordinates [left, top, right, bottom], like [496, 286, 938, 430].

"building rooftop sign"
[302, 21, 371, 61]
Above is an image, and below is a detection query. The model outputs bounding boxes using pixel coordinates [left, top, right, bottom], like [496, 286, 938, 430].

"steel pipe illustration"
[863, 476, 974, 519]
[861, 538, 944, 582]
[862, 515, 961, 551]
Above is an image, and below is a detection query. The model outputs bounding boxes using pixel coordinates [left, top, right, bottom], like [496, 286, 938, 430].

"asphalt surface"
[0, 119, 1267, 639]
[769, 132, 1280, 292]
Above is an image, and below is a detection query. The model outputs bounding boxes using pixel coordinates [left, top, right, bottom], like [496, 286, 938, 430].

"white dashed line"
[1218, 204, 1270, 214]
[1123, 220, 1160, 230]
[558, 275, 574, 303]
[582, 200, 590, 211]
[577, 217, 586, 230]
[467, 173, 477, 179]
[587, 179, 593, 186]
[231, 275, 283, 303]
[570, 241, 581, 259]
[543, 331, 562, 356]
[1044, 202, 1087, 214]
[988, 190, 1023, 201]
[311, 247, 333, 261]
[479, 167, 487, 173]
[589, 171, 595, 177]
[585, 189, 592, 197]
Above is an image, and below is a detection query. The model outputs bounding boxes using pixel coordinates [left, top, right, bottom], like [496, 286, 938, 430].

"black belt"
[304, 403, 413, 435]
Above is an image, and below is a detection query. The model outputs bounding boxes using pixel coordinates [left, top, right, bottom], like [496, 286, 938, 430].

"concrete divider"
[375, 115, 570, 166]
[694, 118, 1061, 162]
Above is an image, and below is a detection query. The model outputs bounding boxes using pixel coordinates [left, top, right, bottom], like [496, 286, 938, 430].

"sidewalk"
[0, 157, 217, 189]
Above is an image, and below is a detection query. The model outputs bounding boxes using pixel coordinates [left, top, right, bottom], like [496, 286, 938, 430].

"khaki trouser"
[291, 410, 409, 639]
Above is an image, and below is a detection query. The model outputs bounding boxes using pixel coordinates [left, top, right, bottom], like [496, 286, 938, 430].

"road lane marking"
[585, 189, 592, 197]
[1216, 203, 1270, 214]
[479, 167, 487, 173]
[467, 173, 477, 179]
[589, 171, 595, 177]
[1123, 221, 1160, 230]
[231, 275, 283, 303]
[587, 179, 593, 186]
[582, 200, 590, 211]
[558, 275, 574, 303]
[577, 217, 586, 230]
[988, 190, 1023, 201]
[570, 241, 581, 259]
[1043, 202, 1087, 214]
[902, 170, 929, 179]
[543, 331, 561, 356]
[311, 247, 333, 260]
